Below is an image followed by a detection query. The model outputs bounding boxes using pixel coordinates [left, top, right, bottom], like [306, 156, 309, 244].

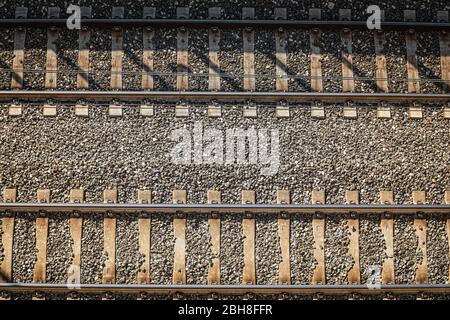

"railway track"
[0, 189, 449, 300]
[0, 3, 449, 302]
[0, 6, 449, 95]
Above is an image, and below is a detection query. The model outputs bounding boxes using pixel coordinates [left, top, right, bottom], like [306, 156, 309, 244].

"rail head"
[0, 203, 448, 215]
[0, 19, 449, 31]
[1, 91, 450, 104]
[1, 283, 450, 295]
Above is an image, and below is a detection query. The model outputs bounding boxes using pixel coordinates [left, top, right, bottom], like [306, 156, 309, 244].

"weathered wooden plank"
[137, 189, 151, 284]
[343, 101, 357, 119]
[374, 30, 389, 93]
[11, 7, 27, 89]
[69, 189, 84, 276]
[111, 7, 124, 90]
[102, 189, 117, 284]
[242, 190, 256, 284]
[339, 10, 354, 92]
[438, 11, 450, 92]
[380, 190, 395, 284]
[108, 102, 122, 117]
[412, 191, 428, 284]
[243, 100, 257, 118]
[275, 100, 289, 118]
[243, 8, 255, 91]
[275, 8, 288, 92]
[311, 190, 325, 284]
[0, 189, 16, 285]
[75, 102, 89, 117]
[208, 101, 221, 117]
[177, 7, 189, 91]
[377, 102, 391, 118]
[446, 191, 450, 283]
[45, 7, 60, 89]
[404, 11, 420, 93]
[345, 190, 360, 284]
[208, 8, 221, 91]
[142, 7, 155, 90]
[173, 190, 187, 284]
[77, 7, 91, 89]
[207, 190, 221, 284]
[140, 102, 154, 117]
[8, 102, 22, 116]
[43, 101, 57, 117]
[311, 102, 325, 119]
[33, 189, 50, 284]
[309, 9, 322, 92]
[408, 103, 423, 119]
[277, 189, 290, 284]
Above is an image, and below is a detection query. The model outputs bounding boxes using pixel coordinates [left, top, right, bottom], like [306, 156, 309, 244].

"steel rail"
[1, 283, 449, 295]
[0, 203, 448, 214]
[1, 91, 450, 104]
[0, 19, 449, 31]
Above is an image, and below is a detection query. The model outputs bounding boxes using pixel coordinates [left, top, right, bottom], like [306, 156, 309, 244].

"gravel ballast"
[0, 104, 447, 204]
[0, 28, 14, 90]
[220, 29, 244, 91]
[426, 214, 449, 284]
[290, 214, 315, 284]
[46, 213, 73, 283]
[186, 213, 213, 284]
[23, 28, 46, 90]
[286, 30, 310, 92]
[352, 30, 377, 93]
[359, 214, 386, 285]
[80, 214, 104, 283]
[255, 213, 280, 284]
[220, 213, 244, 284]
[416, 32, 442, 94]
[188, 29, 209, 91]
[385, 32, 408, 93]
[116, 213, 141, 284]
[150, 213, 174, 284]
[1, 1, 448, 22]
[12, 213, 36, 283]
[394, 215, 418, 284]
[325, 215, 353, 284]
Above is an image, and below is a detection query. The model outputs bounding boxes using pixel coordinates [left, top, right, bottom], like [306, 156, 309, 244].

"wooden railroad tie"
[102, 188, 117, 285]
[176, 7, 189, 91]
[207, 190, 221, 285]
[242, 190, 256, 284]
[404, 10, 420, 93]
[373, 10, 389, 93]
[309, 8, 323, 92]
[142, 7, 155, 90]
[208, 7, 221, 92]
[137, 189, 152, 284]
[45, 7, 59, 90]
[110, 7, 124, 90]
[11, 7, 27, 90]
[243, 8, 256, 91]
[77, 7, 91, 89]
[380, 190, 395, 285]
[277, 190, 291, 285]
[311, 189, 325, 285]
[339, 9, 355, 93]
[172, 189, 187, 285]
